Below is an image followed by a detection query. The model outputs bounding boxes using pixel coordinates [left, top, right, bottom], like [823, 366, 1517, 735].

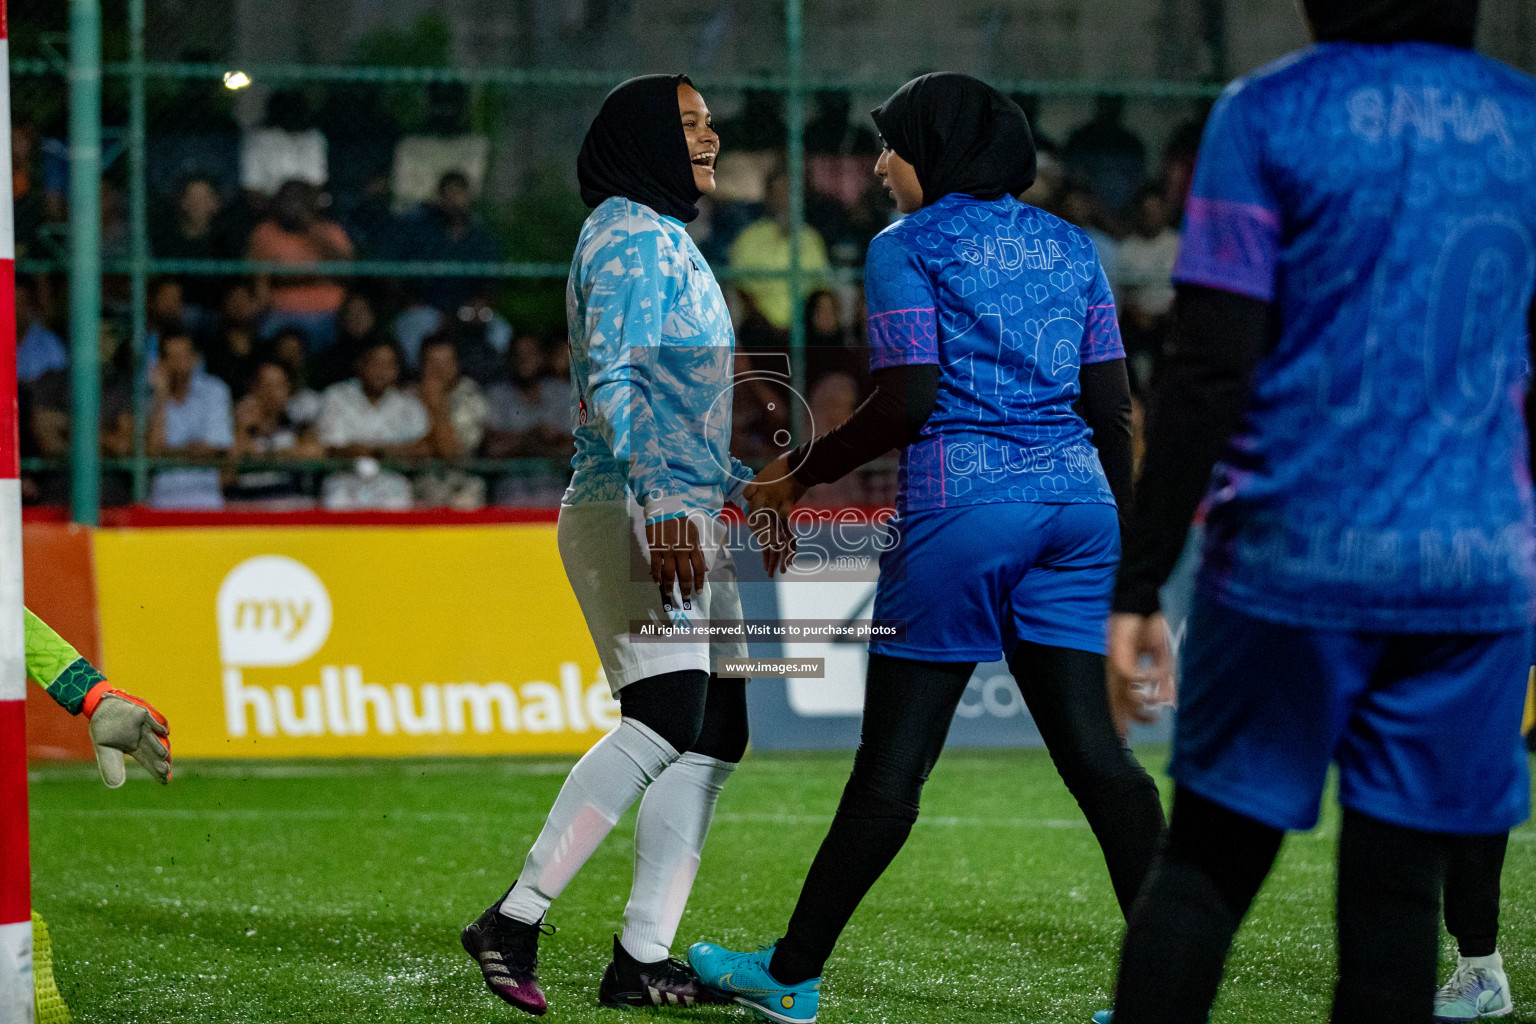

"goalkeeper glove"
[82, 682, 172, 788]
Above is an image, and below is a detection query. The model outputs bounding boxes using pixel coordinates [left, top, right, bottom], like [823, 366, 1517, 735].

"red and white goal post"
[0, 0, 30, 1019]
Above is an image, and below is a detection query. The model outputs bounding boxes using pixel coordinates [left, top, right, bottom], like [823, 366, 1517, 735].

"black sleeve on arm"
[1114, 284, 1274, 615]
[1074, 358, 1134, 529]
[787, 363, 940, 487]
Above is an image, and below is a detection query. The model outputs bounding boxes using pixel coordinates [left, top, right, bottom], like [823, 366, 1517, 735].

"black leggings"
[1114, 788, 1450, 1024]
[1444, 831, 1509, 959]
[618, 670, 750, 763]
[769, 644, 1166, 984]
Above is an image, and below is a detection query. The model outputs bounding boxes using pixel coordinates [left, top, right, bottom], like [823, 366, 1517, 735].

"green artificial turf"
[27, 748, 1536, 1023]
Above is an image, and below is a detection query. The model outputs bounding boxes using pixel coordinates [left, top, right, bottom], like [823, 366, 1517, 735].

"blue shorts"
[1173, 590, 1533, 834]
[870, 502, 1118, 662]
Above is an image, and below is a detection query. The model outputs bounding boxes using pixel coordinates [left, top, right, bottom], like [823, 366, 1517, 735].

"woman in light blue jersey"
[462, 74, 770, 1015]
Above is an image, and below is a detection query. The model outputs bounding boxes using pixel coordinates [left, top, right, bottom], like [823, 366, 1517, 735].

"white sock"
[500, 719, 679, 924]
[619, 752, 736, 962]
[1461, 950, 1504, 972]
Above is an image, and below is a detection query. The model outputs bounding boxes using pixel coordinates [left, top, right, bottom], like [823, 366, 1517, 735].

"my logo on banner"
[216, 555, 617, 741]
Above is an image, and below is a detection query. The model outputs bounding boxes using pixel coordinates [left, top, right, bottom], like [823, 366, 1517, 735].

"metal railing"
[21, 0, 1227, 525]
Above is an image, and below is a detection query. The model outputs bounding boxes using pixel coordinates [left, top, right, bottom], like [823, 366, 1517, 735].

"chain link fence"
[11, 0, 1536, 520]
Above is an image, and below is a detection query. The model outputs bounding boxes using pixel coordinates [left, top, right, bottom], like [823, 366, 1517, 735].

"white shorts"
[558, 500, 747, 694]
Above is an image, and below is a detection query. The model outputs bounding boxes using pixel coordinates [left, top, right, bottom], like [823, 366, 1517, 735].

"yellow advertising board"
[93, 525, 616, 758]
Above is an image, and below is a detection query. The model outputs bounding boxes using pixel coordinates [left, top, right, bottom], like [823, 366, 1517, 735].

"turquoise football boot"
[687, 941, 819, 1024]
[1435, 955, 1514, 1020]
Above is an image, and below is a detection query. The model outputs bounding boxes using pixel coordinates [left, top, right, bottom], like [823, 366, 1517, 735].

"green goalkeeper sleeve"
[24, 607, 107, 715]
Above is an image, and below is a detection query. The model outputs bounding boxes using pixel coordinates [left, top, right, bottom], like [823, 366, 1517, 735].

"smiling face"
[678, 83, 719, 194]
[875, 145, 923, 214]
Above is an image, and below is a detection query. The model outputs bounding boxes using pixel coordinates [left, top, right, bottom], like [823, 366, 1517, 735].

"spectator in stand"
[390, 81, 490, 219]
[147, 328, 233, 509]
[30, 319, 135, 460]
[728, 351, 793, 465]
[395, 290, 510, 380]
[140, 276, 189, 379]
[201, 280, 262, 396]
[25, 319, 136, 507]
[316, 291, 384, 388]
[226, 359, 322, 508]
[100, 180, 130, 262]
[840, 179, 895, 268]
[149, 276, 185, 330]
[405, 170, 500, 314]
[445, 300, 512, 387]
[316, 84, 401, 204]
[15, 276, 65, 384]
[1024, 140, 1066, 216]
[412, 332, 488, 509]
[11, 118, 48, 257]
[546, 336, 571, 383]
[487, 333, 574, 508]
[146, 276, 187, 352]
[317, 338, 428, 510]
[805, 90, 854, 155]
[729, 168, 830, 336]
[719, 89, 789, 151]
[800, 371, 868, 508]
[1159, 112, 1210, 226]
[248, 179, 354, 352]
[546, 333, 570, 382]
[1059, 179, 1122, 296]
[1063, 95, 1147, 219]
[338, 292, 380, 352]
[147, 49, 241, 204]
[803, 288, 865, 388]
[1009, 93, 1055, 151]
[338, 168, 401, 260]
[151, 175, 234, 327]
[267, 326, 325, 428]
[241, 89, 327, 199]
[482, 333, 569, 459]
[1116, 183, 1182, 394]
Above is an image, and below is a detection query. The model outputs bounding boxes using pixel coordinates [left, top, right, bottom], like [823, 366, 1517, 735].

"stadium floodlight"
[222, 70, 251, 90]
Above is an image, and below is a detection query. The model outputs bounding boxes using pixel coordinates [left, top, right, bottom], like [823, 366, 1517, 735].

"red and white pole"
[0, 0, 30, 1018]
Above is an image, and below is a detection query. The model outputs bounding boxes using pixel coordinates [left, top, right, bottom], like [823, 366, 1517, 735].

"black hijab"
[871, 73, 1036, 209]
[1303, 0, 1479, 48]
[577, 74, 702, 223]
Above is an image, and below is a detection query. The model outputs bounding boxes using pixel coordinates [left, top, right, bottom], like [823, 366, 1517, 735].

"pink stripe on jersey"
[1174, 197, 1282, 303]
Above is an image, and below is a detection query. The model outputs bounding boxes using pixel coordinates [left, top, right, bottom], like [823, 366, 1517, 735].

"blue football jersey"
[1180, 41, 1536, 632]
[862, 193, 1125, 514]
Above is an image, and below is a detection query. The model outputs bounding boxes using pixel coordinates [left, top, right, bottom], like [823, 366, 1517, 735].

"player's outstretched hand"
[647, 515, 709, 608]
[1106, 612, 1175, 738]
[83, 683, 172, 788]
[744, 454, 808, 521]
[747, 506, 797, 576]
